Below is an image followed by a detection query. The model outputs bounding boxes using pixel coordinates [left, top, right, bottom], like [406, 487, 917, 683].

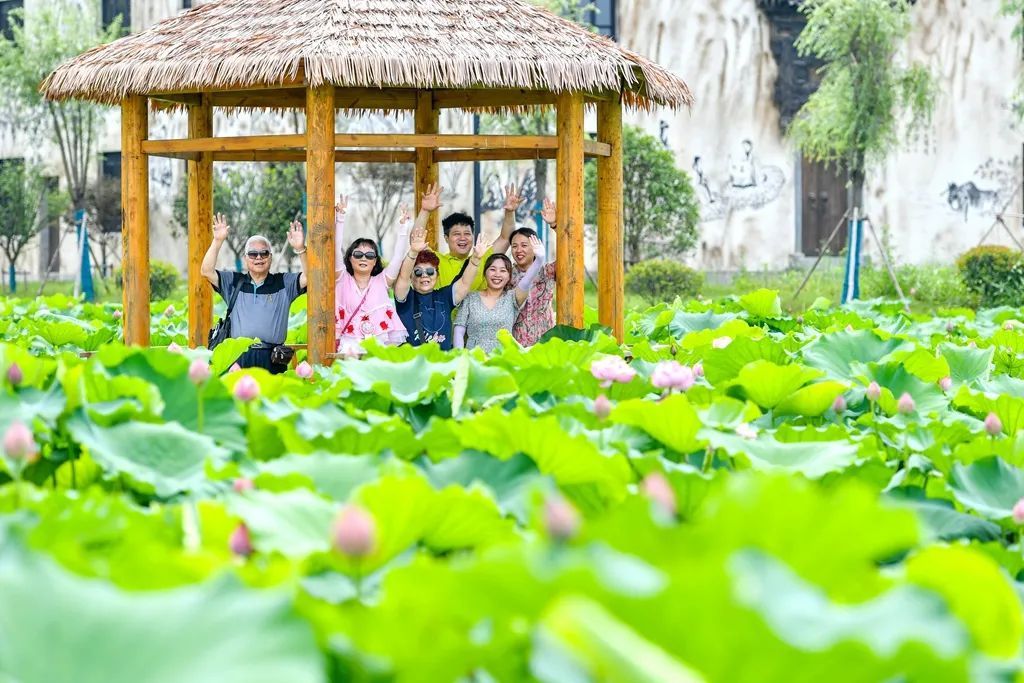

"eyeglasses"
[413, 267, 437, 277]
[246, 250, 271, 259]
[352, 250, 377, 260]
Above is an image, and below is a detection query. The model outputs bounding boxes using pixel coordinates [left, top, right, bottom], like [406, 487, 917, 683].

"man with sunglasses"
[200, 213, 308, 372]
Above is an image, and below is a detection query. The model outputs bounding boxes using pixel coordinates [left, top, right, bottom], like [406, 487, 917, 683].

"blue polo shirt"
[395, 285, 458, 350]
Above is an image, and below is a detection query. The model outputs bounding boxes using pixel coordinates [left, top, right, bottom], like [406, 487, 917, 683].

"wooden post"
[597, 97, 624, 341]
[555, 92, 585, 328]
[187, 94, 213, 348]
[414, 91, 440, 247]
[305, 85, 336, 366]
[120, 95, 149, 346]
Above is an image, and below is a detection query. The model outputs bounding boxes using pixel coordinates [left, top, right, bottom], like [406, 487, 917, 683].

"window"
[182, 0, 192, 9]
[581, 0, 616, 40]
[101, 151, 122, 180]
[0, 0, 23, 41]
[101, 0, 130, 35]
[97, 152, 122, 233]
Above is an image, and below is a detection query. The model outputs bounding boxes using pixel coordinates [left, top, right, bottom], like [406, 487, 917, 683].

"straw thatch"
[40, 0, 692, 111]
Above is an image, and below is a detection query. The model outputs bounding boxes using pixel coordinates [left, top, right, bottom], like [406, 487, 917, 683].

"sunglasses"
[246, 250, 271, 259]
[351, 250, 377, 260]
[413, 267, 437, 277]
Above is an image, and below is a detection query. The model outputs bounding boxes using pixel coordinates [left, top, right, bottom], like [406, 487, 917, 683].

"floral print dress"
[510, 262, 556, 346]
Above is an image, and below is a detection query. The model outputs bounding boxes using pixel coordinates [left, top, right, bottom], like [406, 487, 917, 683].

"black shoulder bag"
[208, 276, 244, 350]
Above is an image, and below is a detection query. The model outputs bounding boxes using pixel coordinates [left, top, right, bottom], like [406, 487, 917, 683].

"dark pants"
[236, 346, 287, 375]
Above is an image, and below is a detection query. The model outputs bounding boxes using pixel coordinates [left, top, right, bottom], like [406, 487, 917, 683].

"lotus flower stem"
[701, 446, 714, 473]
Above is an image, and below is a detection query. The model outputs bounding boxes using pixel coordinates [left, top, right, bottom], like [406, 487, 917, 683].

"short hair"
[442, 212, 474, 237]
[509, 227, 538, 242]
[244, 235, 272, 253]
[483, 253, 514, 291]
[343, 237, 384, 277]
[415, 250, 440, 268]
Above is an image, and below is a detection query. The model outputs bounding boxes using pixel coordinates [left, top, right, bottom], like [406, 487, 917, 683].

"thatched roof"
[40, 0, 692, 111]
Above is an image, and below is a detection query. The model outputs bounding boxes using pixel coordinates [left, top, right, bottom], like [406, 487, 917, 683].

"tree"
[84, 176, 123, 277]
[788, 0, 935, 210]
[1003, 0, 1024, 115]
[350, 162, 414, 245]
[0, 162, 66, 292]
[584, 126, 700, 266]
[0, 1, 122, 215]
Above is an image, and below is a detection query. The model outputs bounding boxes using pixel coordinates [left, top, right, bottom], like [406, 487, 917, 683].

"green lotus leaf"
[947, 457, 1024, 522]
[801, 330, 906, 380]
[727, 361, 823, 409]
[611, 394, 704, 455]
[418, 452, 544, 523]
[775, 381, 849, 417]
[861, 362, 948, 416]
[699, 335, 790, 385]
[227, 488, 337, 558]
[885, 347, 951, 383]
[938, 343, 993, 385]
[885, 487, 1002, 543]
[258, 453, 382, 500]
[706, 432, 859, 479]
[738, 289, 782, 318]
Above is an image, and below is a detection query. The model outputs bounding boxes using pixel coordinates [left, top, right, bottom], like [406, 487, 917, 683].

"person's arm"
[201, 213, 230, 286]
[334, 195, 348, 276]
[286, 220, 308, 289]
[394, 219, 427, 303]
[513, 236, 545, 306]
[540, 197, 557, 277]
[453, 325, 467, 349]
[490, 184, 523, 254]
[383, 206, 413, 286]
[452, 234, 489, 304]
[453, 296, 470, 349]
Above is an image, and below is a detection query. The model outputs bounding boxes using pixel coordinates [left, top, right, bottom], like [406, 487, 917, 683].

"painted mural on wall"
[692, 139, 786, 222]
[945, 156, 1020, 222]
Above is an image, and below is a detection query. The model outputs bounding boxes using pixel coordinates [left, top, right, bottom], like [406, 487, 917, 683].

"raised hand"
[398, 204, 412, 226]
[540, 197, 556, 227]
[503, 184, 525, 212]
[212, 213, 230, 242]
[420, 183, 444, 213]
[335, 195, 348, 219]
[472, 232, 490, 260]
[409, 224, 428, 253]
[287, 220, 305, 251]
[529, 234, 544, 259]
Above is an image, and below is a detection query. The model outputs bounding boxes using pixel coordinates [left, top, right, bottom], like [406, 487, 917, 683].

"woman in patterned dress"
[509, 197, 558, 346]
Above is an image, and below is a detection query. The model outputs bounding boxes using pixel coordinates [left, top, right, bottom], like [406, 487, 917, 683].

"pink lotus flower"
[332, 505, 376, 558]
[968, 340, 977, 348]
[295, 361, 314, 379]
[167, 342, 183, 353]
[641, 472, 677, 516]
[984, 412, 1003, 437]
[938, 376, 952, 393]
[593, 394, 612, 420]
[897, 392, 915, 414]
[711, 336, 732, 349]
[1004, 320, 1017, 331]
[112, 309, 122, 320]
[233, 375, 260, 402]
[692, 362, 704, 378]
[229, 523, 254, 557]
[6, 363, 22, 386]
[590, 357, 635, 388]
[832, 395, 847, 413]
[845, 324, 855, 332]
[736, 423, 758, 440]
[188, 358, 211, 385]
[163, 304, 176, 317]
[866, 381, 881, 402]
[544, 496, 580, 541]
[228, 363, 242, 373]
[3, 421, 37, 461]
[651, 361, 695, 392]
[232, 478, 255, 493]
[1013, 499, 1024, 525]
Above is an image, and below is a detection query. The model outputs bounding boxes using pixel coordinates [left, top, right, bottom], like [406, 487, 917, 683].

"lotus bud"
[6, 362, 22, 386]
[650, 361, 695, 392]
[1013, 498, 1024, 525]
[232, 477, 255, 493]
[2, 421, 36, 461]
[590, 357, 635, 388]
[188, 358, 211, 385]
[845, 324, 855, 332]
[984, 412, 1003, 437]
[295, 361, 314, 379]
[832, 394, 847, 413]
[229, 523, 254, 557]
[544, 496, 580, 541]
[332, 505, 376, 558]
[938, 376, 952, 393]
[1003, 320, 1016, 331]
[866, 381, 881, 401]
[897, 392, 915, 414]
[968, 340, 977, 348]
[692, 362, 704, 378]
[593, 394, 612, 420]
[641, 472, 677, 517]
[233, 375, 260, 402]
[167, 342, 183, 353]
[228, 362, 241, 373]
[711, 336, 732, 349]
[945, 321, 955, 334]
[796, 315, 804, 324]
[909, 287, 918, 297]
[736, 423, 758, 440]
[112, 309, 122, 320]
[163, 304, 176, 317]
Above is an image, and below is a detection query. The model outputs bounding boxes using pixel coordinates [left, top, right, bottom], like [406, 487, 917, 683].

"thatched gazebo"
[41, 0, 692, 364]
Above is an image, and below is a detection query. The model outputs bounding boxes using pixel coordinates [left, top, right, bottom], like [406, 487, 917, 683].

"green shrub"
[113, 260, 180, 301]
[861, 264, 976, 309]
[956, 246, 1024, 307]
[625, 259, 703, 303]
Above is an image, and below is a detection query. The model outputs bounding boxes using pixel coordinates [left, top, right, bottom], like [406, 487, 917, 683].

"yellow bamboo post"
[187, 94, 213, 348]
[120, 95, 150, 346]
[597, 96, 624, 341]
[555, 92, 585, 328]
[305, 85, 336, 366]
[414, 91, 439, 247]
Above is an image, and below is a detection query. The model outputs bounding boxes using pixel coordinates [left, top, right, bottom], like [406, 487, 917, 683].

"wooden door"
[801, 157, 849, 256]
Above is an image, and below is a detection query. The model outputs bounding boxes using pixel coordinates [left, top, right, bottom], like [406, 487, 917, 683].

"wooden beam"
[555, 92, 585, 329]
[597, 97, 624, 342]
[142, 134, 306, 155]
[305, 85, 336, 367]
[208, 150, 416, 163]
[583, 139, 611, 157]
[187, 95, 214, 349]
[432, 88, 557, 109]
[415, 91, 440, 247]
[121, 95, 150, 346]
[151, 93, 203, 107]
[143, 133, 559, 155]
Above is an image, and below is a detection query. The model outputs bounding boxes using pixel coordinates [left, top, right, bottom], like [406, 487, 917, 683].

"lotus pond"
[2, 290, 1024, 682]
